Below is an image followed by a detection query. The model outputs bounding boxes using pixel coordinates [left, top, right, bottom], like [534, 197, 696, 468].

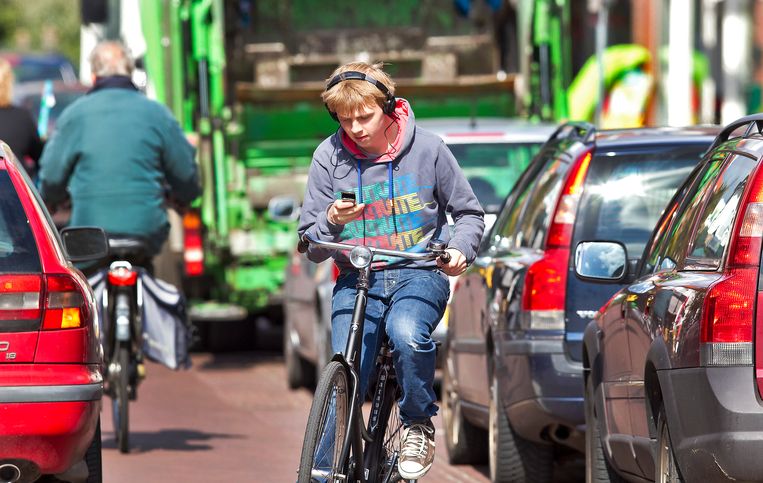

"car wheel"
[314, 305, 333, 382]
[489, 371, 553, 483]
[85, 417, 103, 483]
[442, 350, 487, 464]
[656, 406, 683, 483]
[284, 313, 313, 389]
[584, 379, 624, 482]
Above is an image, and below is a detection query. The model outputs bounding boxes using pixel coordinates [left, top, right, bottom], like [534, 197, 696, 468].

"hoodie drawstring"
[355, 159, 398, 241]
[388, 162, 397, 234]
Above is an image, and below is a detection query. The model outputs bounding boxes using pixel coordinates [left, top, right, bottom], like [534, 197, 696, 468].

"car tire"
[489, 372, 553, 483]
[85, 417, 103, 483]
[314, 304, 333, 383]
[442, 350, 487, 464]
[284, 314, 313, 389]
[656, 406, 683, 483]
[584, 379, 625, 483]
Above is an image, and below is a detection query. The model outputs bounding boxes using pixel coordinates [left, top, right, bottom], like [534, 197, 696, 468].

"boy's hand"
[437, 248, 467, 276]
[327, 199, 366, 225]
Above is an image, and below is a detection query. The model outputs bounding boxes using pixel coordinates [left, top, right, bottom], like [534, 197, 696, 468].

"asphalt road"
[101, 350, 583, 482]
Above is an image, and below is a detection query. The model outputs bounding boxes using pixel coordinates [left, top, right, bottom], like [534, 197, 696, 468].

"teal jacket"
[39, 78, 200, 255]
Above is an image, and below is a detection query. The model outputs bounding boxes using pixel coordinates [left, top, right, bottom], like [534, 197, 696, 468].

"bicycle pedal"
[137, 362, 146, 380]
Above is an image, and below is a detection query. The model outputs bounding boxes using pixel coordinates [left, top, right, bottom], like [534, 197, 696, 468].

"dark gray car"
[582, 115, 763, 482]
[444, 123, 719, 482]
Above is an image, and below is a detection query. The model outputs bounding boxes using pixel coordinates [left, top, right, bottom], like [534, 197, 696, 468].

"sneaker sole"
[398, 461, 433, 480]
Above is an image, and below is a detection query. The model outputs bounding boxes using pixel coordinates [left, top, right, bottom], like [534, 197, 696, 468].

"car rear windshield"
[449, 142, 543, 214]
[0, 171, 41, 273]
[572, 144, 709, 259]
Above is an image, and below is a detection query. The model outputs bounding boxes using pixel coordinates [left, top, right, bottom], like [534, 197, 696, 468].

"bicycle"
[296, 233, 450, 483]
[98, 236, 151, 454]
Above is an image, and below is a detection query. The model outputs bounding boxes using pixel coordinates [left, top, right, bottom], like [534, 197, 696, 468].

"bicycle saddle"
[107, 236, 150, 259]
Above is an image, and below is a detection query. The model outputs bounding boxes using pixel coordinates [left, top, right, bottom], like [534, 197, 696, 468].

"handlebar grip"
[297, 237, 309, 254]
[439, 251, 451, 264]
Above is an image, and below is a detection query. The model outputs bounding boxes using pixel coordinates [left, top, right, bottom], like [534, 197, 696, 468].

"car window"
[0, 170, 41, 273]
[515, 154, 571, 249]
[486, 150, 547, 251]
[685, 153, 757, 269]
[643, 151, 727, 273]
[450, 142, 543, 214]
[572, 144, 707, 260]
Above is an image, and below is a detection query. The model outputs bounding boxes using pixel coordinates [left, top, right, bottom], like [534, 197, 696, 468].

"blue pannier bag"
[88, 269, 192, 370]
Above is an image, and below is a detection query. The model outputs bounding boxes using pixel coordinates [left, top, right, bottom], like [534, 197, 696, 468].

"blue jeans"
[331, 268, 450, 425]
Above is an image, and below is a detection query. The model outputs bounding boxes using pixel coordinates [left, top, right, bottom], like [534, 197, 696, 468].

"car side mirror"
[60, 227, 109, 262]
[268, 195, 300, 222]
[574, 241, 627, 282]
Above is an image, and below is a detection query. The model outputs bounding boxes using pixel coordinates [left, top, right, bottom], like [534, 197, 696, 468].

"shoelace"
[401, 424, 432, 458]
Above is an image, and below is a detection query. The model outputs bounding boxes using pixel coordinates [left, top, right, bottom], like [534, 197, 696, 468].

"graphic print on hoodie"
[298, 99, 485, 271]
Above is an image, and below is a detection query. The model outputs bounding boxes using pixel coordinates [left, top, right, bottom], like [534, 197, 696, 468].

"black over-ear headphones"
[324, 71, 397, 122]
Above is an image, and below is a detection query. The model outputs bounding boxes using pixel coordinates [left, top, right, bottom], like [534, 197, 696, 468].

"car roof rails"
[547, 121, 596, 144]
[709, 113, 763, 152]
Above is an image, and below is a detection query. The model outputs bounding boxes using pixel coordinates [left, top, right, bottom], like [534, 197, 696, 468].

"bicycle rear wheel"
[298, 361, 351, 483]
[112, 342, 130, 453]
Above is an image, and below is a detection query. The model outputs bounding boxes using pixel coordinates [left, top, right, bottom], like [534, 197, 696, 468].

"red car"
[0, 143, 107, 482]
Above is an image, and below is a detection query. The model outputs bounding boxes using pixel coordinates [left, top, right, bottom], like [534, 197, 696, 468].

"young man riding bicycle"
[298, 61, 484, 479]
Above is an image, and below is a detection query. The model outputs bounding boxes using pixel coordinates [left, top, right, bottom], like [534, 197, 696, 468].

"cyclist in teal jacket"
[38, 41, 200, 257]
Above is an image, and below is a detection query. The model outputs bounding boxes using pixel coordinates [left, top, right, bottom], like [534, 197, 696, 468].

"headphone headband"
[324, 70, 397, 120]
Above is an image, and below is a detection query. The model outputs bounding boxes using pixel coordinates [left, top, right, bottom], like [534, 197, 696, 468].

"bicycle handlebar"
[299, 232, 451, 264]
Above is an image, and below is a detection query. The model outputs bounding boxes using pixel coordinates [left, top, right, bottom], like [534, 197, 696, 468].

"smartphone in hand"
[340, 190, 357, 204]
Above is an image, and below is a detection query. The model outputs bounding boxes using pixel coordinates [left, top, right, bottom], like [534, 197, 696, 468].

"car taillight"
[0, 275, 41, 321]
[43, 274, 86, 330]
[184, 210, 204, 276]
[702, 167, 763, 366]
[546, 150, 592, 247]
[521, 149, 592, 331]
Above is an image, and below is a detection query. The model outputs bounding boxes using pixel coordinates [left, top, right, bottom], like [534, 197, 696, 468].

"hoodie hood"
[339, 98, 414, 163]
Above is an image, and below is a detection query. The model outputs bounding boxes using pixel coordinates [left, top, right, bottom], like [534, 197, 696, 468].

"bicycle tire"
[298, 361, 350, 483]
[364, 365, 404, 483]
[112, 343, 130, 454]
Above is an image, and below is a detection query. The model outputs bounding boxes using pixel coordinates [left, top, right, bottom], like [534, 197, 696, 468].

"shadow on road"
[194, 351, 282, 371]
[102, 428, 244, 453]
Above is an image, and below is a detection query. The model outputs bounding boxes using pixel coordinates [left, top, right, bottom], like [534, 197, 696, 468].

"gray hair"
[89, 41, 135, 77]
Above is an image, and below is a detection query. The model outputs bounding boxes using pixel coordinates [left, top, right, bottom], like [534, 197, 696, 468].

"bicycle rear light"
[108, 266, 138, 286]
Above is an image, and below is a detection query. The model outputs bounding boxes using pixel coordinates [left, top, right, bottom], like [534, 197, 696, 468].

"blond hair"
[321, 62, 396, 116]
[0, 59, 14, 107]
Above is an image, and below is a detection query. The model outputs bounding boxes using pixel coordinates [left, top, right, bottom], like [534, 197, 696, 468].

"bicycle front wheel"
[298, 361, 350, 483]
[112, 342, 130, 454]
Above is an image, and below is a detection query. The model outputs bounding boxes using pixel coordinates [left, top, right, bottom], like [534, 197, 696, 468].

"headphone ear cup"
[384, 95, 396, 115]
[325, 103, 339, 122]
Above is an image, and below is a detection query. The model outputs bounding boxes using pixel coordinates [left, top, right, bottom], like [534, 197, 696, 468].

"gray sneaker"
[398, 420, 435, 479]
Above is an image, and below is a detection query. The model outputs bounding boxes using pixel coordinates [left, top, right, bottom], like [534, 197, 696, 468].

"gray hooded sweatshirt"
[298, 99, 484, 271]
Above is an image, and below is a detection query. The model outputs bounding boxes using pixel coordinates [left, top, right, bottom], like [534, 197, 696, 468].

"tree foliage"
[0, 0, 81, 70]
